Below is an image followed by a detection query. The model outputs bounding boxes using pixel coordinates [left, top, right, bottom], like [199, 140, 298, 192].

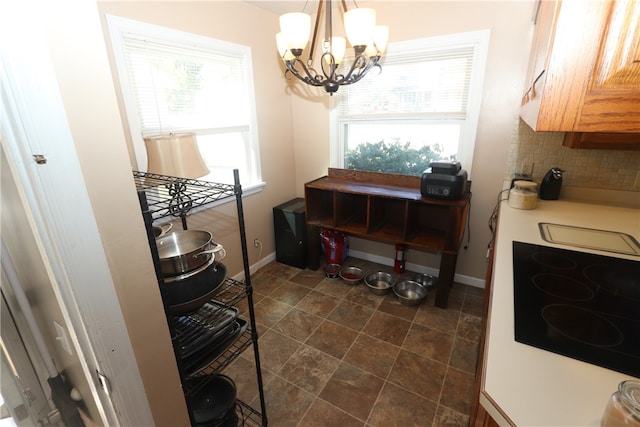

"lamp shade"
[324, 37, 346, 64]
[365, 25, 389, 57]
[279, 12, 311, 51]
[144, 133, 210, 179]
[344, 8, 376, 47]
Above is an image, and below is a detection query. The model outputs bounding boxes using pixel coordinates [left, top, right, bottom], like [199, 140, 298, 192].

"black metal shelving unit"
[134, 169, 267, 427]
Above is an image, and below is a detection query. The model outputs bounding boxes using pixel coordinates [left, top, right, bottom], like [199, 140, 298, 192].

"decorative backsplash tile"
[505, 118, 640, 191]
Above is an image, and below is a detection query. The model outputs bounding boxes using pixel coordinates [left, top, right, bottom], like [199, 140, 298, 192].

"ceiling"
[244, 0, 321, 16]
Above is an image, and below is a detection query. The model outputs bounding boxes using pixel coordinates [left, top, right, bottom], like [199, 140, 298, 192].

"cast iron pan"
[160, 262, 227, 314]
[185, 374, 237, 425]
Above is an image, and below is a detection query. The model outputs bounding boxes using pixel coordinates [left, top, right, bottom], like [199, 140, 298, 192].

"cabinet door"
[579, 0, 640, 132]
[521, 0, 640, 133]
[520, 0, 558, 112]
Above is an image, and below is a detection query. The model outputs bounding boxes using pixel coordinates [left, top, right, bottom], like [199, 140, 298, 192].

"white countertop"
[481, 199, 640, 426]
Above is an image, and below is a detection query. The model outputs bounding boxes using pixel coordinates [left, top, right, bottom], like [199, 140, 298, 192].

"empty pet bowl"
[364, 271, 394, 295]
[414, 273, 437, 289]
[339, 266, 364, 285]
[393, 280, 427, 306]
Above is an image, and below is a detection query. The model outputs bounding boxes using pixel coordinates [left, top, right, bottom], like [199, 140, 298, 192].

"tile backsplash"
[506, 118, 640, 191]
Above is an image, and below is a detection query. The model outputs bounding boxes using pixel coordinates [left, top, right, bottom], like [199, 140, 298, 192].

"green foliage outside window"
[345, 140, 450, 176]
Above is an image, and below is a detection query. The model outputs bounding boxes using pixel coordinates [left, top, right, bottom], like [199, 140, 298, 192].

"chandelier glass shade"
[276, 0, 388, 94]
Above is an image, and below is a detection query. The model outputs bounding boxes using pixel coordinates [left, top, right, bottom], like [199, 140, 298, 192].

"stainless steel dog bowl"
[364, 271, 394, 295]
[339, 266, 364, 285]
[414, 273, 437, 289]
[393, 280, 427, 306]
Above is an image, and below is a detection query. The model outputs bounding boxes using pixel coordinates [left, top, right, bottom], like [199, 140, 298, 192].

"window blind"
[121, 36, 250, 134]
[337, 45, 475, 120]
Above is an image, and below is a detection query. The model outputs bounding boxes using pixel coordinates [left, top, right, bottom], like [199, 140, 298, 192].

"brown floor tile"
[440, 367, 475, 415]
[271, 308, 323, 342]
[245, 259, 480, 426]
[457, 313, 482, 342]
[259, 376, 314, 427]
[306, 320, 358, 359]
[255, 330, 301, 374]
[433, 404, 470, 427]
[290, 269, 325, 288]
[252, 296, 291, 327]
[403, 323, 454, 364]
[449, 337, 479, 374]
[251, 274, 286, 296]
[319, 362, 385, 421]
[344, 284, 383, 309]
[279, 344, 340, 394]
[327, 300, 375, 331]
[388, 350, 447, 402]
[462, 293, 484, 317]
[223, 356, 274, 404]
[254, 261, 301, 281]
[377, 293, 420, 321]
[465, 284, 485, 297]
[267, 281, 311, 306]
[299, 398, 365, 427]
[315, 277, 354, 298]
[368, 382, 438, 427]
[362, 311, 411, 347]
[414, 305, 460, 336]
[295, 290, 341, 318]
[438, 287, 465, 311]
[343, 334, 400, 379]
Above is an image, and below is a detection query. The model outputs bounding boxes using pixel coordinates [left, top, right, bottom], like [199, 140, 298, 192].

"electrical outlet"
[253, 238, 261, 248]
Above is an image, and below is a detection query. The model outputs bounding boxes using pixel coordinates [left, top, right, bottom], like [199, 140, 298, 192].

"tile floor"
[225, 257, 484, 427]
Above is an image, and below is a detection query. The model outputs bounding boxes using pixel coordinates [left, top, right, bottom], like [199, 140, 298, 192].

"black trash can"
[273, 198, 308, 269]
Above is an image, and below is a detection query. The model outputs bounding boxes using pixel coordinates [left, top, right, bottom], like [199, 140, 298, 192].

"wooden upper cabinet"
[521, 0, 640, 134]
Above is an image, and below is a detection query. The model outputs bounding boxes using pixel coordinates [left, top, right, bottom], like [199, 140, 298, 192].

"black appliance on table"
[421, 161, 468, 200]
[512, 241, 640, 377]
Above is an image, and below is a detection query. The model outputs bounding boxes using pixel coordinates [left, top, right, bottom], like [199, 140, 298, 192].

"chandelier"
[276, 0, 389, 94]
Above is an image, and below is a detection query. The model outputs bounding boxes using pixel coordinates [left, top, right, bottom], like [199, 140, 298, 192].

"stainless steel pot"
[152, 223, 173, 238]
[156, 230, 226, 277]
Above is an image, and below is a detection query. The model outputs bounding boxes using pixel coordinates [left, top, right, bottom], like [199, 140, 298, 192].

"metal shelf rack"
[134, 169, 267, 426]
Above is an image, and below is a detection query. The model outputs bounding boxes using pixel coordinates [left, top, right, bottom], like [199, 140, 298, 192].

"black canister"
[539, 168, 563, 200]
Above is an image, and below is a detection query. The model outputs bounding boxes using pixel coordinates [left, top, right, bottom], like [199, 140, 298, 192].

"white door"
[0, 1, 156, 426]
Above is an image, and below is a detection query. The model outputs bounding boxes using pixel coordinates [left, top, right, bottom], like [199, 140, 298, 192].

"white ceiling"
[244, 0, 321, 16]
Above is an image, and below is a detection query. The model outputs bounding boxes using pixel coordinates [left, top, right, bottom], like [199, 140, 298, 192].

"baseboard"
[231, 251, 276, 281]
[237, 249, 485, 289]
[348, 249, 485, 289]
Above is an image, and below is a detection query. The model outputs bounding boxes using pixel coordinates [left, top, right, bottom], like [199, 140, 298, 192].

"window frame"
[330, 30, 490, 179]
[106, 14, 264, 195]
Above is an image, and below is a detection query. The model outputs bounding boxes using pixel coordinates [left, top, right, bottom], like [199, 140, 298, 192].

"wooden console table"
[304, 168, 471, 308]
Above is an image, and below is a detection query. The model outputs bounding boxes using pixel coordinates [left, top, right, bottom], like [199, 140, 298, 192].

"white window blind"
[107, 15, 263, 190]
[331, 30, 490, 178]
[121, 36, 251, 134]
[337, 46, 474, 120]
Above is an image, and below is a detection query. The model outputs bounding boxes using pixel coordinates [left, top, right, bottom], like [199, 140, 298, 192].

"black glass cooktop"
[513, 241, 640, 377]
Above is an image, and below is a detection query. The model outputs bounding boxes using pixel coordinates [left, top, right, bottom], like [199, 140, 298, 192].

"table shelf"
[305, 168, 470, 308]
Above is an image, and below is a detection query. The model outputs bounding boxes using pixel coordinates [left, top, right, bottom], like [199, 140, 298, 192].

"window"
[331, 30, 489, 178]
[107, 15, 263, 190]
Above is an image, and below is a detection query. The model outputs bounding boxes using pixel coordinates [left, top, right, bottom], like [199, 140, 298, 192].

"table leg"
[435, 252, 458, 308]
[307, 224, 320, 270]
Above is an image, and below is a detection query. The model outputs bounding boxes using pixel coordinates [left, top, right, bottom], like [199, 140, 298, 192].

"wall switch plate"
[54, 321, 73, 356]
